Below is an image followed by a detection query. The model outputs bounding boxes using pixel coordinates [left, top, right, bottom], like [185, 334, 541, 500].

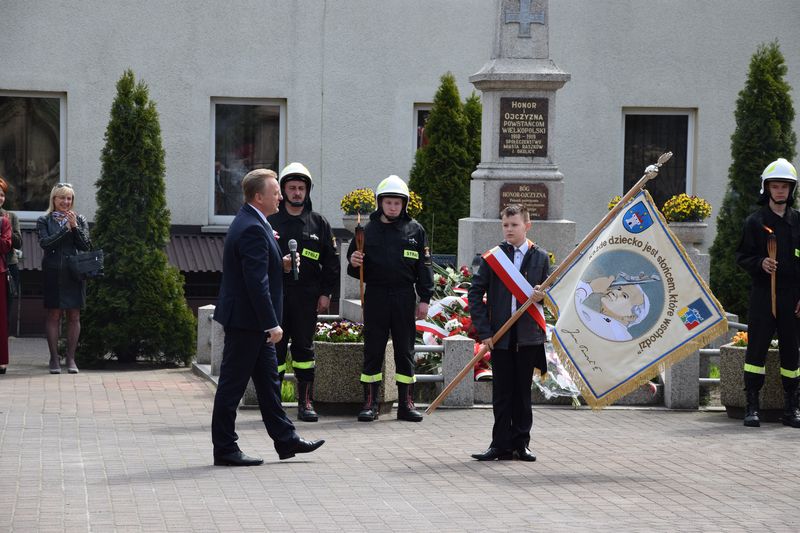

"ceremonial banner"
[545, 190, 727, 408]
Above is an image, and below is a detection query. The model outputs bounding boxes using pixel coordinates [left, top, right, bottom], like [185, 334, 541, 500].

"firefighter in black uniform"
[735, 157, 800, 428]
[268, 162, 340, 422]
[346, 175, 433, 422]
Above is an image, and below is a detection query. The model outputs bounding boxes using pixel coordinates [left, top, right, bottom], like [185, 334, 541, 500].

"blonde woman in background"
[37, 183, 91, 374]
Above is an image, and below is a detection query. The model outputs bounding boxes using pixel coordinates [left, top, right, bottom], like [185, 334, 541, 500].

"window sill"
[201, 225, 229, 234]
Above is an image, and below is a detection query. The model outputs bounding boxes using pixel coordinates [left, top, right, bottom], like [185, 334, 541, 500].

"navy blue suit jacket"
[214, 204, 283, 332]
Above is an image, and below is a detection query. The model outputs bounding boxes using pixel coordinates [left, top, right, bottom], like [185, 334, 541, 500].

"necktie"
[511, 248, 523, 313]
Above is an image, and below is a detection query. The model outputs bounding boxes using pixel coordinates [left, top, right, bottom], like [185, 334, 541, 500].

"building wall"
[1, 0, 799, 250]
[550, 0, 800, 245]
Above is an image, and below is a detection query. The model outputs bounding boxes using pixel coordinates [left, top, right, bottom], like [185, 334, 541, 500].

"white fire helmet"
[759, 158, 797, 194]
[375, 175, 410, 203]
[279, 162, 313, 190]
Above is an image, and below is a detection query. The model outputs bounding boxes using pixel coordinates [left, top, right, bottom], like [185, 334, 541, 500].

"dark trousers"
[744, 287, 800, 393]
[6, 263, 18, 333]
[211, 327, 298, 456]
[275, 286, 318, 382]
[362, 285, 416, 382]
[490, 327, 545, 450]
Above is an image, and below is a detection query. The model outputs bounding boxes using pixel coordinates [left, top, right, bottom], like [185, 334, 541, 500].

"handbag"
[6, 270, 19, 298]
[68, 249, 105, 280]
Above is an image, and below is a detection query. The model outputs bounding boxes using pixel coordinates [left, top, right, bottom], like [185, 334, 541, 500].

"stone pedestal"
[210, 319, 225, 377]
[661, 222, 712, 409]
[669, 221, 710, 282]
[720, 344, 784, 421]
[438, 335, 475, 407]
[313, 341, 397, 415]
[664, 353, 699, 409]
[458, 217, 574, 271]
[195, 305, 215, 364]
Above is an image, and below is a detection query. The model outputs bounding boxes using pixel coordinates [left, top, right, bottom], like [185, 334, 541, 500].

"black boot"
[743, 389, 760, 427]
[781, 389, 800, 428]
[357, 383, 379, 422]
[396, 383, 423, 422]
[297, 381, 318, 422]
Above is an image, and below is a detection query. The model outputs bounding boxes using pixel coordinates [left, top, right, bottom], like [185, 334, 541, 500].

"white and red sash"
[482, 242, 547, 332]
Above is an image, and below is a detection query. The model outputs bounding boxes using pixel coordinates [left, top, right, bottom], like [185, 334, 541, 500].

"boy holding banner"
[468, 204, 549, 461]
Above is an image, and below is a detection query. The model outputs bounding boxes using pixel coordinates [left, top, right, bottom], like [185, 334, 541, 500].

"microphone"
[288, 239, 299, 281]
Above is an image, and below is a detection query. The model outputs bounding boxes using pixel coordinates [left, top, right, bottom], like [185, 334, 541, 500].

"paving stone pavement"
[1, 337, 799, 532]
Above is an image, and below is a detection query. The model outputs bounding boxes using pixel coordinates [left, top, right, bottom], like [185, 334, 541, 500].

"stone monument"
[458, 0, 575, 267]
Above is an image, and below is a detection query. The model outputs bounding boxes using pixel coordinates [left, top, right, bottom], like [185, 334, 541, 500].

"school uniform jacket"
[468, 241, 550, 350]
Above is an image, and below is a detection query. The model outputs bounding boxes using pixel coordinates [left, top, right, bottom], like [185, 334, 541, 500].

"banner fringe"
[551, 319, 728, 409]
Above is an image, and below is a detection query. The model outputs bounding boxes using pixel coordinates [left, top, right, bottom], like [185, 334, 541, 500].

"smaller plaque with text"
[499, 183, 549, 220]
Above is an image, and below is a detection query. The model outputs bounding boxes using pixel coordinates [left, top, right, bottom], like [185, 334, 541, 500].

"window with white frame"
[0, 93, 65, 215]
[413, 104, 432, 153]
[622, 109, 695, 209]
[211, 98, 285, 221]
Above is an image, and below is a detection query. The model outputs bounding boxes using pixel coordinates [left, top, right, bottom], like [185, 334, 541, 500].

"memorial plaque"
[499, 97, 548, 157]
[499, 183, 549, 219]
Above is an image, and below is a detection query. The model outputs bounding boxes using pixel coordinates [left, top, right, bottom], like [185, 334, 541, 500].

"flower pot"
[342, 214, 359, 235]
[668, 221, 707, 248]
[313, 340, 397, 415]
[719, 343, 784, 421]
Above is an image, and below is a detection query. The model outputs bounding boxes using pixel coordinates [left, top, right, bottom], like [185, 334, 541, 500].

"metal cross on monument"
[504, 0, 545, 38]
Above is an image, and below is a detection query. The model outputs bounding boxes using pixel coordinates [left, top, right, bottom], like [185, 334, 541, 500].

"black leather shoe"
[213, 450, 264, 467]
[278, 438, 325, 460]
[471, 447, 513, 461]
[513, 447, 537, 462]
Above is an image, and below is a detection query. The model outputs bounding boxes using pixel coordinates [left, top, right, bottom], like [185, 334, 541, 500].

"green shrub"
[79, 70, 196, 366]
[709, 41, 796, 321]
[409, 73, 479, 254]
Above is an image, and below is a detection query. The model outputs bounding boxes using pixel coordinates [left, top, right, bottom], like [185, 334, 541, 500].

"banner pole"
[425, 152, 672, 415]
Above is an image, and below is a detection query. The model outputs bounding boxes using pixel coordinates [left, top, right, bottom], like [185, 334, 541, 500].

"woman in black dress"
[37, 184, 91, 374]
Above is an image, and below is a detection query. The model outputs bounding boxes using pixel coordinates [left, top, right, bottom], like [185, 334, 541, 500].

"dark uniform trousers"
[489, 324, 546, 451]
[744, 286, 800, 392]
[362, 284, 417, 383]
[275, 284, 319, 382]
[211, 327, 298, 456]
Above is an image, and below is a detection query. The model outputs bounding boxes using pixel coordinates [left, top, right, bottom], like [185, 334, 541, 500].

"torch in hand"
[764, 226, 777, 318]
[355, 213, 365, 321]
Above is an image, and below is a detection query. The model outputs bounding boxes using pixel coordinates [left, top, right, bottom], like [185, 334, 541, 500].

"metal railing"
[285, 315, 446, 383]
[285, 343, 446, 383]
[252, 313, 748, 399]
[699, 320, 747, 386]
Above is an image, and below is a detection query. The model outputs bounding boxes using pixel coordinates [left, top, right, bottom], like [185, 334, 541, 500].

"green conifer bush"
[79, 70, 196, 365]
[710, 41, 796, 321]
[409, 73, 477, 254]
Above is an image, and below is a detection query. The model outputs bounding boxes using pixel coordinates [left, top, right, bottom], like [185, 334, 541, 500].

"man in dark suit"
[211, 168, 325, 466]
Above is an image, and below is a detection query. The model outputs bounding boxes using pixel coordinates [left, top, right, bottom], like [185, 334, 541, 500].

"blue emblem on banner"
[679, 298, 712, 330]
[622, 201, 654, 234]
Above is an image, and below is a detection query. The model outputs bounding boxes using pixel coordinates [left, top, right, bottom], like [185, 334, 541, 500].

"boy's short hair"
[500, 204, 530, 221]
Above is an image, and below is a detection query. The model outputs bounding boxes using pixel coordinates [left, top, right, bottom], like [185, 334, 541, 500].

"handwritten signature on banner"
[561, 327, 603, 373]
